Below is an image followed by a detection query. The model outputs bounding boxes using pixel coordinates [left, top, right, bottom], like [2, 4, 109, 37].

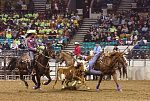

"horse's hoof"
[87, 87, 90, 90]
[33, 86, 40, 90]
[78, 81, 81, 84]
[118, 88, 122, 92]
[62, 86, 65, 89]
[43, 81, 49, 85]
[96, 89, 99, 91]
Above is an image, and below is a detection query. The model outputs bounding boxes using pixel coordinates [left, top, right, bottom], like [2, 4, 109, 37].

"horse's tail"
[53, 68, 60, 88]
[7, 57, 17, 71]
[123, 65, 127, 79]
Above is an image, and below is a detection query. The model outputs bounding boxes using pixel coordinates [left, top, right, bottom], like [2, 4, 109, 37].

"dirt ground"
[0, 80, 150, 101]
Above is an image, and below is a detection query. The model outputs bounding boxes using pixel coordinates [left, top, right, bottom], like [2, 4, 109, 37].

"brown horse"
[85, 52, 128, 80]
[95, 51, 127, 91]
[53, 62, 90, 89]
[55, 51, 75, 66]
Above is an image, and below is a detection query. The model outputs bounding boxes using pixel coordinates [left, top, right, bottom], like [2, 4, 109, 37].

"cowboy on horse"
[25, 30, 38, 75]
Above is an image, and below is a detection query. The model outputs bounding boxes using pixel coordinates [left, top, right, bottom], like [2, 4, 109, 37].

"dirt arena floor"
[0, 80, 150, 101]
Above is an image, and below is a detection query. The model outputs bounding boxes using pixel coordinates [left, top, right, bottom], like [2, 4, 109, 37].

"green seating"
[83, 42, 89, 47]
[90, 42, 95, 46]
[140, 46, 148, 50]
[54, 47, 61, 51]
[100, 42, 107, 48]
[80, 46, 85, 52]
[109, 42, 117, 46]
[147, 42, 150, 49]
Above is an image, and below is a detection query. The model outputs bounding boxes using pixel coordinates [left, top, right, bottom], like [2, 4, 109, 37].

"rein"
[41, 53, 51, 59]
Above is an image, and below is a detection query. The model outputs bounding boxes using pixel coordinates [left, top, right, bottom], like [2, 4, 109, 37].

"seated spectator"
[131, 32, 137, 41]
[15, 38, 21, 45]
[49, 29, 57, 35]
[51, 37, 57, 45]
[139, 37, 147, 46]
[107, 33, 112, 42]
[2, 40, 10, 50]
[121, 25, 129, 34]
[57, 37, 63, 48]
[92, 32, 99, 42]
[42, 37, 48, 45]
[84, 31, 92, 42]
[0, 42, 2, 52]
[119, 39, 125, 46]
[126, 38, 133, 45]
[109, 26, 117, 35]
[113, 45, 119, 51]
[6, 31, 12, 39]
[10, 40, 18, 50]
[18, 40, 26, 49]
[11, 30, 18, 39]
[141, 24, 148, 33]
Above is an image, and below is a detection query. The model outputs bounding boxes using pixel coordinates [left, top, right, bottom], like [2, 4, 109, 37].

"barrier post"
[4, 53, 6, 80]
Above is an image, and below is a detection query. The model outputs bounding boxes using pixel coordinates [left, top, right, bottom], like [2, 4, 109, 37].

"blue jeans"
[87, 53, 101, 75]
[29, 51, 34, 73]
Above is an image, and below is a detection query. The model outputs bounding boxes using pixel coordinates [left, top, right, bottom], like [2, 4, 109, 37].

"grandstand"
[0, 0, 150, 81]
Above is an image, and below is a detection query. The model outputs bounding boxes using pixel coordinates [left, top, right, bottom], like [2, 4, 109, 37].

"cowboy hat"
[75, 42, 79, 45]
[26, 30, 37, 38]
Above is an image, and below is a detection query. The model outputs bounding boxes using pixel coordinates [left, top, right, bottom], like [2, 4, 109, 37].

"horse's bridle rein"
[34, 47, 55, 69]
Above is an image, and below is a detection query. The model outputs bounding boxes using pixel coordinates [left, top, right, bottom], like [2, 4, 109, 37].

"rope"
[35, 59, 50, 69]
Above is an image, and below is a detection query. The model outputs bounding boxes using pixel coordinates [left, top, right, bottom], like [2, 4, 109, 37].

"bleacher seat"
[54, 46, 61, 51]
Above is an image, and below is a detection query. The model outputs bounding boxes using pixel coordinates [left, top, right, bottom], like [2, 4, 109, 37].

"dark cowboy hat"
[26, 30, 37, 38]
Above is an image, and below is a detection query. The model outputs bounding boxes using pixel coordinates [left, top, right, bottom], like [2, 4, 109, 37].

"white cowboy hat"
[75, 42, 79, 45]
[26, 30, 37, 38]
[27, 30, 37, 34]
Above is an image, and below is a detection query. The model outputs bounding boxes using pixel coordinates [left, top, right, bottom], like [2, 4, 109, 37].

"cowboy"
[74, 42, 81, 59]
[93, 42, 101, 54]
[25, 30, 38, 74]
[72, 52, 102, 87]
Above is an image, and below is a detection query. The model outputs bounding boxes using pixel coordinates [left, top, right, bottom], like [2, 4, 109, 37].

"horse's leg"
[20, 71, 29, 88]
[96, 74, 103, 91]
[119, 68, 122, 80]
[33, 74, 41, 89]
[61, 79, 65, 89]
[112, 72, 122, 91]
[32, 75, 37, 86]
[43, 72, 52, 85]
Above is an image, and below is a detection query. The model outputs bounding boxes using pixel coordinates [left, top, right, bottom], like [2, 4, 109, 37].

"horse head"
[44, 42, 56, 59]
[55, 51, 64, 64]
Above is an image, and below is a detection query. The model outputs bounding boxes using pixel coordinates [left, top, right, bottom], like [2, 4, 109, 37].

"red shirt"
[74, 46, 81, 55]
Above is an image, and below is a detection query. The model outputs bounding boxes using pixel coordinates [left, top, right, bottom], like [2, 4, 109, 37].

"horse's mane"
[61, 51, 74, 58]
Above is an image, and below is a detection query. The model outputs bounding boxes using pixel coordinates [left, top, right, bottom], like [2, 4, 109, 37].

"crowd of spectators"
[84, 10, 150, 46]
[0, 0, 81, 51]
[92, 0, 121, 13]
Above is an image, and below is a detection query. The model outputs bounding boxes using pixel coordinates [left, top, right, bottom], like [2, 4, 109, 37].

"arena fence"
[0, 49, 150, 80]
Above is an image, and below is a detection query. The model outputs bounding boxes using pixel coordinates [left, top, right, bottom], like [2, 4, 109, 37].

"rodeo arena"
[0, 0, 150, 101]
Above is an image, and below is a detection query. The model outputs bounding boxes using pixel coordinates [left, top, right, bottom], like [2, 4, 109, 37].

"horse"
[53, 62, 90, 89]
[95, 51, 127, 91]
[85, 52, 128, 80]
[55, 51, 75, 66]
[8, 52, 33, 88]
[7, 43, 55, 89]
[33, 42, 56, 89]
